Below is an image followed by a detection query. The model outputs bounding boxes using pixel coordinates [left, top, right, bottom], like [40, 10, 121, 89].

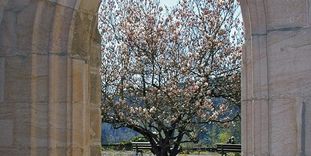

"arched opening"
[96, 0, 311, 155]
[98, 0, 245, 155]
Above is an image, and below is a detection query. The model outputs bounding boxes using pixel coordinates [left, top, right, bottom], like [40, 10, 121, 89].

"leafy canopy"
[99, 0, 243, 155]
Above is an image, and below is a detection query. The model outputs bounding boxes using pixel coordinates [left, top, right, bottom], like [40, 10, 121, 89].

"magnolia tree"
[99, 0, 243, 155]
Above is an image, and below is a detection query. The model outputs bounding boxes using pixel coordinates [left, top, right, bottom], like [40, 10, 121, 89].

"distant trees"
[99, 0, 243, 155]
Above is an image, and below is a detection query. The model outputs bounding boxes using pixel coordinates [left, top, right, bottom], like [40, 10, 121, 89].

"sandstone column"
[241, 0, 311, 155]
[0, 0, 101, 155]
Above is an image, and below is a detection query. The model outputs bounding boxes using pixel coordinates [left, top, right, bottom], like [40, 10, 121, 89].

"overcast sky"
[160, 0, 179, 7]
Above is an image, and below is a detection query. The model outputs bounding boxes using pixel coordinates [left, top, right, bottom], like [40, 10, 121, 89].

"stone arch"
[240, 0, 311, 155]
[0, 0, 101, 155]
[239, 0, 270, 155]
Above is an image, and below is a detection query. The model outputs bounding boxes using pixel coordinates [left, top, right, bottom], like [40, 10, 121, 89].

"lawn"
[101, 150, 220, 156]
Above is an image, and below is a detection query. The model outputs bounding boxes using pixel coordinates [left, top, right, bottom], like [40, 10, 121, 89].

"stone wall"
[241, 0, 311, 155]
[0, 0, 101, 156]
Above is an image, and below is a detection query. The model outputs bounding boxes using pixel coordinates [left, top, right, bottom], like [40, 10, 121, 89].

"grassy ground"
[101, 150, 220, 156]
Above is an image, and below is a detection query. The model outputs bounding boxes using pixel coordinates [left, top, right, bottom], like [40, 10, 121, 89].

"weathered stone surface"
[90, 72, 101, 104]
[71, 11, 92, 59]
[50, 0, 77, 9]
[266, 0, 308, 29]
[305, 97, 311, 155]
[0, 57, 4, 102]
[31, 55, 49, 102]
[49, 5, 74, 54]
[270, 98, 297, 156]
[5, 56, 32, 102]
[0, 119, 13, 146]
[31, 1, 55, 54]
[30, 102, 49, 147]
[241, 0, 311, 155]
[267, 28, 311, 96]
[89, 41, 101, 67]
[71, 59, 89, 155]
[0, 0, 101, 155]
[48, 55, 69, 103]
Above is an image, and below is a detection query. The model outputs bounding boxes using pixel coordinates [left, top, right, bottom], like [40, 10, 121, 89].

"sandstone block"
[266, 0, 307, 29]
[267, 28, 311, 96]
[79, 0, 100, 14]
[89, 72, 100, 105]
[90, 108, 101, 140]
[71, 11, 92, 59]
[49, 5, 74, 54]
[271, 98, 297, 156]
[72, 59, 87, 103]
[31, 55, 49, 102]
[5, 56, 31, 102]
[0, 0, 101, 155]
[51, 0, 77, 10]
[30, 102, 49, 147]
[48, 55, 69, 103]
[0, 119, 13, 146]
[0, 57, 4, 102]
[303, 97, 311, 155]
[31, 1, 55, 54]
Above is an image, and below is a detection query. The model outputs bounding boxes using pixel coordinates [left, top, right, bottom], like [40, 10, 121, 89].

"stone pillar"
[241, 0, 311, 155]
[0, 0, 101, 156]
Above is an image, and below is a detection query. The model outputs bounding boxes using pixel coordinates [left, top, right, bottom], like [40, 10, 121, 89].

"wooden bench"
[131, 142, 152, 155]
[216, 144, 241, 156]
[182, 147, 217, 152]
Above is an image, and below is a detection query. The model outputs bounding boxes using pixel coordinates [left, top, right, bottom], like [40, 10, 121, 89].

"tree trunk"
[170, 148, 179, 156]
[151, 145, 169, 156]
[151, 145, 180, 156]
